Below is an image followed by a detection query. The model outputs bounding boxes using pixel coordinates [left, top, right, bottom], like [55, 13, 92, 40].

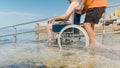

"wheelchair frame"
[52, 20, 89, 50]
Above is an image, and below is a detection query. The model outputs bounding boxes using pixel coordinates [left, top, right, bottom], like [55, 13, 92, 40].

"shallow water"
[0, 33, 120, 68]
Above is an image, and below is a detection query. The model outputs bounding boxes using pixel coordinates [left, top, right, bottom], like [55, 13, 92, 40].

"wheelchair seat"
[52, 13, 81, 33]
[52, 24, 69, 32]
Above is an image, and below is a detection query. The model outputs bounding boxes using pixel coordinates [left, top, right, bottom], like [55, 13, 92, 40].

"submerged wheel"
[57, 25, 89, 50]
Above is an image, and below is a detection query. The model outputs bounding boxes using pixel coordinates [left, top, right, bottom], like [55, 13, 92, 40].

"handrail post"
[13, 27, 17, 43]
[102, 12, 106, 45]
[102, 20, 106, 45]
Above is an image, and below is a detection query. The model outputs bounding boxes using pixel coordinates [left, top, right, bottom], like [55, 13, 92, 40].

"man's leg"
[84, 7, 106, 55]
[83, 22, 95, 49]
[46, 23, 52, 45]
[34, 23, 40, 40]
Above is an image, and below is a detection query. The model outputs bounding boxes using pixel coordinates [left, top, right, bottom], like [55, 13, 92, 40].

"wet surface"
[0, 34, 120, 68]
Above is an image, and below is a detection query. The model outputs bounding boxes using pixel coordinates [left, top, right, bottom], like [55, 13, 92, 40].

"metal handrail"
[0, 18, 49, 30]
[97, 31, 120, 35]
[107, 4, 120, 8]
[0, 29, 46, 38]
[100, 17, 120, 22]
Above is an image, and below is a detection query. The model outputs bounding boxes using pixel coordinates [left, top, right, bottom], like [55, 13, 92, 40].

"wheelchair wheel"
[57, 25, 89, 50]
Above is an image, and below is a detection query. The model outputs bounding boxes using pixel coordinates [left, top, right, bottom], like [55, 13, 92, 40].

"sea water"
[0, 29, 120, 68]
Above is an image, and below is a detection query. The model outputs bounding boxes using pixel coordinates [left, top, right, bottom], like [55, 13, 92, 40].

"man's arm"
[63, 2, 78, 18]
[49, 2, 78, 21]
[76, 0, 86, 10]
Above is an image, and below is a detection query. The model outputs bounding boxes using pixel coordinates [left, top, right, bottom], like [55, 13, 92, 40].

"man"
[46, 0, 81, 46]
[76, 0, 108, 54]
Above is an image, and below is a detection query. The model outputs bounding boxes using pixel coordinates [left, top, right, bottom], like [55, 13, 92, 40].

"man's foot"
[88, 47, 95, 55]
[48, 41, 52, 46]
[48, 39, 53, 46]
[54, 39, 58, 44]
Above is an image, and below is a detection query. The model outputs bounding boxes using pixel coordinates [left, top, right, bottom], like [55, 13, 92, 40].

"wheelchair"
[51, 13, 89, 50]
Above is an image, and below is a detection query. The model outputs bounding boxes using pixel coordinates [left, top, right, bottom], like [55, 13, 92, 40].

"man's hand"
[75, 9, 82, 14]
[75, 5, 81, 11]
[48, 18, 53, 24]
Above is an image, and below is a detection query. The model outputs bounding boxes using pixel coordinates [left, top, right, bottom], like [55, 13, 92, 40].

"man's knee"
[46, 23, 52, 29]
[83, 22, 91, 27]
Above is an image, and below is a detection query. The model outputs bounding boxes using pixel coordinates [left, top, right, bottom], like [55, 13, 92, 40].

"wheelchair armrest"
[55, 18, 68, 21]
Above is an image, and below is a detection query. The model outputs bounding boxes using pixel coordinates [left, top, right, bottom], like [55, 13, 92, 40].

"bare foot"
[48, 41, 52, 46]
[88, 46, 95, 55]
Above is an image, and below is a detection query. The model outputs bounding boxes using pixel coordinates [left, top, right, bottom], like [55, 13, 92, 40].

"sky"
[0, 0, 120, 28]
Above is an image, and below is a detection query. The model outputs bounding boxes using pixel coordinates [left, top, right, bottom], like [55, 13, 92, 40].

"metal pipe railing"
[0, 29, 46, 38]
[101, 17, 120, 22]
[107, 4, 120, 8]
[0, 18, 49, 43]
[0, 18, 49, 30]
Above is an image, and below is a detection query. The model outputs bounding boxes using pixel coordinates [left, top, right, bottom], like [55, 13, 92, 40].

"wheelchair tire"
[57, 25, 89, 50]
